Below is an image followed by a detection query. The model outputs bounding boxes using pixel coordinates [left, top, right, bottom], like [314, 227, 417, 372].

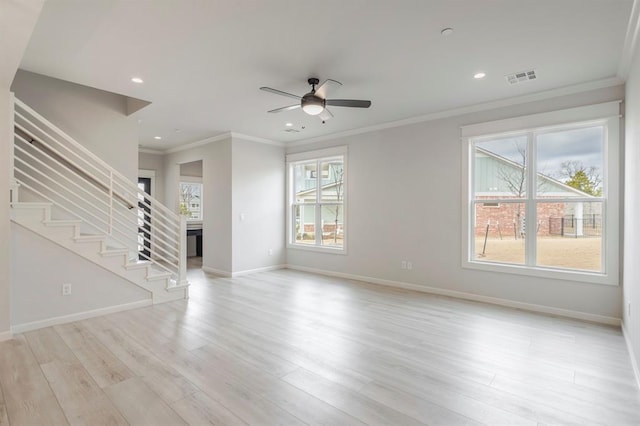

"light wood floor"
[1, 259, 639, 425]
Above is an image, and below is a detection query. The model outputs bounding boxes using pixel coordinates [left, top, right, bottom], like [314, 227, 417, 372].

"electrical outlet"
[62, 283, 72, 296]
[401, 261, 407, 269]
[407, 261, 413, 270]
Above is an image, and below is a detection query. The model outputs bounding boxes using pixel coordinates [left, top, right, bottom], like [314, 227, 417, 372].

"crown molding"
[230, 132, 284, 147]
[618, 0, 640, 80]
[138, 147, 164, 155]
[287, 77, 624, 148]
[162, 132, 232, 154]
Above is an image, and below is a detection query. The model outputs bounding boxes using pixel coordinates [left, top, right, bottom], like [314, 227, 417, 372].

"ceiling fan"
[260, 78, 371, 122]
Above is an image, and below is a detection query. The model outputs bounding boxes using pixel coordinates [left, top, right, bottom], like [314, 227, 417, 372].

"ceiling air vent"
[505, 69, 537, 85]
[283, 128, 300, 133]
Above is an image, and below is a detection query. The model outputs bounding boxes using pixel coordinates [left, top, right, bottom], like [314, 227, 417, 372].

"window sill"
[463, 259, 618, 286]
[287, 243, 347, 255]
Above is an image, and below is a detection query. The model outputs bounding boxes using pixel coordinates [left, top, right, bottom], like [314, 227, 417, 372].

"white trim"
[461, 107, 620, 286]
[164, 132, 231, 154]
[10, 299, 152, 334]
[231, 264, 285, 277]
[286, 145, 348, 162]
[287, 78, 623, 148]
[202, 266, 232, 277]
[622, 321, 640, 390]
[285, 264, 621, 326]
[230, 132, 284, 147]
[460, 101, 621, 138]
[618, 0, 640, 80]
[0, 330, 13, 342]
[138, 147, 164, 155]
[138, 169, 156, 198]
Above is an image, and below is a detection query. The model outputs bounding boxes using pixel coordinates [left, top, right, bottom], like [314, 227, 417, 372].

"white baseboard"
[202, 264, 285, 278]
[231, 264, 285, 277]
[622, 321, 640, 390]
[285, 264, 621, 326]
[202, 266, 232, 277]
[0, 330, 13, 342]
[11, 299, 153, 334]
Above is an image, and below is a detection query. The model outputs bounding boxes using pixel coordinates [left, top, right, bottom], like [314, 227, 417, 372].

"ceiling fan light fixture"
[301, 93, 325, 115]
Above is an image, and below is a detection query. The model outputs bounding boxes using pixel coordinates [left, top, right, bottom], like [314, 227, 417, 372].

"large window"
[462, 102, 620, 284]
[179, 181, 203, 221]
[287, 147, 346, 252]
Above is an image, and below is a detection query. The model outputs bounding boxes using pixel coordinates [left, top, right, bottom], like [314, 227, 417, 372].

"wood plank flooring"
[1, 259, 639, 425]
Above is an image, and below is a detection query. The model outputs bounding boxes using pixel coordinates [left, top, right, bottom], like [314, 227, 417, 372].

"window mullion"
[526, 132, 537, 267]
[315, 160, 322, 246]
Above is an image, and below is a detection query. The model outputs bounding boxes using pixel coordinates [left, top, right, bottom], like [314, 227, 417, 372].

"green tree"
[559, 161, 602, 196]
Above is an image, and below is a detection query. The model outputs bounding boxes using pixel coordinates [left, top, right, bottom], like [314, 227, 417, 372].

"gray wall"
[287, 85, 625, 321]
[11, 224, 149, 328]
[11, 70, 139, 181]
[624, 37, 640, 384]
[163, 138, 234, 274]
[232, 137, 285, 272]
[0, 0, 46, 339]
[139, 151, 166, 203]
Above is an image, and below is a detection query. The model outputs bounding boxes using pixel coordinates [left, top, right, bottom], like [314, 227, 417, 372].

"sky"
[476, 125, 603, 183]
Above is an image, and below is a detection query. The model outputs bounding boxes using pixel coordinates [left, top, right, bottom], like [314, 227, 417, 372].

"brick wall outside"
[474, 197, 566, 237]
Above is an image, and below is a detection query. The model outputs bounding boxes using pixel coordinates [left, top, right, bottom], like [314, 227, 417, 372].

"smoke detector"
[505, 69, 537, 85]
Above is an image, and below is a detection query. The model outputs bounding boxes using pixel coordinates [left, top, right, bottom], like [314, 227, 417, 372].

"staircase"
[10, 98, 189, 303]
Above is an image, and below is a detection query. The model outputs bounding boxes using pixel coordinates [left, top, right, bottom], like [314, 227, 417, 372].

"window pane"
[321, 205, 343, 248]
[179, 182, 202, 220]
[294, 204, 316, 245]
[294, 162, 317, 203]
[474, 135, 527, 200]
[473, 202, 526, 265]
[536, 201, 602, 272]
[536, 126, 604, 197]
[320, 159, 344, 203]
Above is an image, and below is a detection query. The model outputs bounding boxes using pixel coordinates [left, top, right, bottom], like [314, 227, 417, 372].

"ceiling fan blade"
[319, 108, 333, 121]
[268, 104, 300, 113]
[315, 79, 342, 99]
[260, 87, 301, 101]
[326, 99, 371, 108]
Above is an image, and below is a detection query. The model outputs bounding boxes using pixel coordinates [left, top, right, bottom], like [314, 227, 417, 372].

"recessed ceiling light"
[441, 28, 454, 36]
[131, 77, 144, 84]
[154, 136, 162, 140]
[285, 122, 293, 127]
[474, 72, 486, 79]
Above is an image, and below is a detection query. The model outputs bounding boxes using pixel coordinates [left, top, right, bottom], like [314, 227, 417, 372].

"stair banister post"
[108, 170, 114, 235]
[178, 214, 188, 288]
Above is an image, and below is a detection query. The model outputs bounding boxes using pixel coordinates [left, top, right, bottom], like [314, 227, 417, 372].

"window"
[287, 147, 347, 252]
[462, 102, 620, 285]
[179, 181, 203, 221]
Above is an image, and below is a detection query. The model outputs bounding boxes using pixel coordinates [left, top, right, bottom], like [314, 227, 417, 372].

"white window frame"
[179, 177, 203, 222]
[461, 101, 621, 285]
[286, 146, 347, 254]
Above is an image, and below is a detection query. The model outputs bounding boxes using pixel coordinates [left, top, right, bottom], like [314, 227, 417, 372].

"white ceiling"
[19, 0, 633, 150]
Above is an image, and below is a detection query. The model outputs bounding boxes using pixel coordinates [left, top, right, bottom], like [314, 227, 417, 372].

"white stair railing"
[12, 98, 188, 288]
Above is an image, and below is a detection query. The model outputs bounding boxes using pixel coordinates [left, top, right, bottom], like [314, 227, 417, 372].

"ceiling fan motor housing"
[301, 92, 325, 115]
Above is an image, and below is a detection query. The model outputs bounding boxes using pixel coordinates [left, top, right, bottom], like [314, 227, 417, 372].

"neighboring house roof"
[475, 147, 593, 198]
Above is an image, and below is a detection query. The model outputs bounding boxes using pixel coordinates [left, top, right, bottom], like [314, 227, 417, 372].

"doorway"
[137, 177, 151, 260]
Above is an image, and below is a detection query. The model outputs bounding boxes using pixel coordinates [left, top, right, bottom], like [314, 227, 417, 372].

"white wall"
[11, 70, 139, 181]
[139, 151, 166, 203]
[163, 138, 233, 274]
[287, 85, 625, 321]
[0, 0, 45, 340]
[232, 137, 285, 273]
[11, 224, 149, 328]
[624, 35, 640, 382]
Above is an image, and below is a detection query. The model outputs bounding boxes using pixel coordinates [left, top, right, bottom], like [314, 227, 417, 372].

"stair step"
[147, 270, 172, 281]
[43, 219, 82, 227]
[10, 202, 52, 209]
[74, 234, 106, 243]
[100, 248, 130, 257]
[125, 260, 151, 270]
